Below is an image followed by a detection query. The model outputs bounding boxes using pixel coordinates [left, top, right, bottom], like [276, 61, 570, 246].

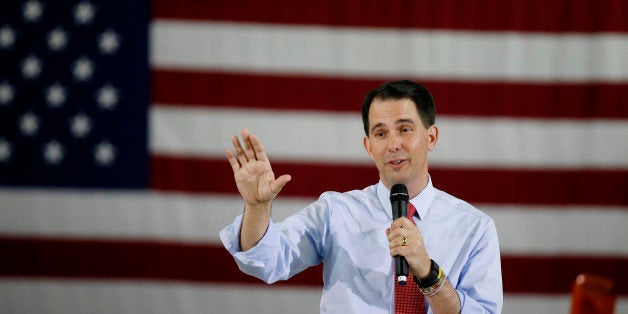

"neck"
[406, 174, 429, 199]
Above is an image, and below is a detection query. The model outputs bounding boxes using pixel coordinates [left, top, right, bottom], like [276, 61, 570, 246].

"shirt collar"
[376, 176, 436, 221]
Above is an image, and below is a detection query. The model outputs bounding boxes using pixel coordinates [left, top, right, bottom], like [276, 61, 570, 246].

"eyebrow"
[369, 119, 416, 134]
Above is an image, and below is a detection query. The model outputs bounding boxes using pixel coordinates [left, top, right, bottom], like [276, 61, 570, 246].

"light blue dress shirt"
[220, 178, 503, 313]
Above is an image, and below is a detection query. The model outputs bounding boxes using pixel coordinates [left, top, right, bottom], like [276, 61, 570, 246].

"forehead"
[369, 98, 420, 125]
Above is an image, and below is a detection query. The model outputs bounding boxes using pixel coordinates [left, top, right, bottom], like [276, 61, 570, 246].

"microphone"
[390, 183, 409, 286]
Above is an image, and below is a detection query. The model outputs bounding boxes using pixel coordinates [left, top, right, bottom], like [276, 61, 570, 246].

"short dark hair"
[361, 80, 436, 135]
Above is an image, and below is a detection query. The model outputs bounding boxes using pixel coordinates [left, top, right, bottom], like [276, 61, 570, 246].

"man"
[220, 80, 503, 313]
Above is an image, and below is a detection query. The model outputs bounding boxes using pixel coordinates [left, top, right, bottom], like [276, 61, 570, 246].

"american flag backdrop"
[1, 0, 627, 313]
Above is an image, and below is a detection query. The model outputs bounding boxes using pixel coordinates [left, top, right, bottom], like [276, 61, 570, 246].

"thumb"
[271, 174, 292, 194]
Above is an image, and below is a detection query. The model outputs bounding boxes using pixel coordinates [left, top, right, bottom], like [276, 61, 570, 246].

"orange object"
[570, 273, 617, 314]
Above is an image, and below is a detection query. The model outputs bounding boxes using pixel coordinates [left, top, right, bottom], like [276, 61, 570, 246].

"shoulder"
[319, 184, 378, 204]
[432, 188, 494, 225]
[317, 184, 384, 219]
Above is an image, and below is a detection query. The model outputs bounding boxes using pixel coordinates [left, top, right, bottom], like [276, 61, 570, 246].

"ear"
[427, 125, 438, 151]
[363, 136, 374, 159]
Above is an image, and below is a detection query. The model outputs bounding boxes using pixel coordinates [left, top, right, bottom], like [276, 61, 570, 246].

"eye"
[400, 126, 413, 133]
[373, 129, 386, 138]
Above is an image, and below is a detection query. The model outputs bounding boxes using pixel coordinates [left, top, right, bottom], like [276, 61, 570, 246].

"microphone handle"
[396, 254, 409, 284]
[392, 200, 409, 285]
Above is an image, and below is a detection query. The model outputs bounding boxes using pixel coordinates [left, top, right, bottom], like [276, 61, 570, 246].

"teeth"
[392, 160, 402, 164]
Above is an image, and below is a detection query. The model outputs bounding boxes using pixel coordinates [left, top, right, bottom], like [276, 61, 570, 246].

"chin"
[384, 175, 410, 186]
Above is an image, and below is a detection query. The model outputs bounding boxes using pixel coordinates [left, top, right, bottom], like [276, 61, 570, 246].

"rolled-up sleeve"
[219, 199, 328, 284]
[219, 214, 286, 283]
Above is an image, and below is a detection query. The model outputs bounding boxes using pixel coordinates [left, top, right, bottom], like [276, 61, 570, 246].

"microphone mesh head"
[390, 184, 409, 201]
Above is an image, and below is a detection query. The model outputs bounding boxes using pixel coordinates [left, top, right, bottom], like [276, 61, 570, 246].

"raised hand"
[226, 129, 292, 207]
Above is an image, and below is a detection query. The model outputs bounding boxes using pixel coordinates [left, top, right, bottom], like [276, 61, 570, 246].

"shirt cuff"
[219, 213, 279, 269]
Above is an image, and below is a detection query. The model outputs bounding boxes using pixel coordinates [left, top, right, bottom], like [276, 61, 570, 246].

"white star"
[0, 81, 14, 106]
[22, 55, 42, 79]
[74, 2, 96, 25]
[47, 27, 68, 51]
[94, 140, 116, 167]
[0, 25, 16, 49]
[96, 84, 118, 110]
[0, 138, 11, 163]
[46, 83, 66, 108]
[20, 112, 39, 137]
[70, 113, 92, 138]
[23, 0, 44, 23]
[72, 56, 93, 82]
[43, 139, 64, 165]
[98, 30, 120, 55]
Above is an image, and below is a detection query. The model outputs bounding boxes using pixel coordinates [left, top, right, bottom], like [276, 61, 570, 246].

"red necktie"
[394, 202, 426, 313]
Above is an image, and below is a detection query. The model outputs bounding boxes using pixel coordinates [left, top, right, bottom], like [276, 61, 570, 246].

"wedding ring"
[402, 237, 408, 246]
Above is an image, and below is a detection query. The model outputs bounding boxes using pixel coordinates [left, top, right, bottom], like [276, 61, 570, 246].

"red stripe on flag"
[150, 155, 628, 206]
[2, 236, 627, 294]
[502, 254, 628, 295]
[0, 236, 321, 287]
[152, 0, 628, 33]
[152, 70, 628, 119]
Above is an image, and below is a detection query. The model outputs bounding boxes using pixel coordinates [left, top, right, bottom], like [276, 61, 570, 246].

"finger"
[270, 174, 292, 194]
[250, 133, 268, 162]
[241, 129, 257, 161]
[388, 224, 409, 240]
[387, 228, 406, 242]
[226, 149, 240, 173]
[389, 235, 408, 248]
[395, 235, 413, 247]
[231, 135, 248, 165]
[391, 217, 413, 230]
[390, 246, 407, 257]
[390, 217, 407, 227]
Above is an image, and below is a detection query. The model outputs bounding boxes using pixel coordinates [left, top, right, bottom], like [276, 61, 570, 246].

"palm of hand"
[234, 159, 278, 205]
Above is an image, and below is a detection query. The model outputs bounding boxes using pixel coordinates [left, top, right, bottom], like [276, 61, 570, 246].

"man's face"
[363, 98, 438, 193]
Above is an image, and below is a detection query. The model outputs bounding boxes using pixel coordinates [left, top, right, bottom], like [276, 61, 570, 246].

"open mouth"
[388, 159, 407, 166]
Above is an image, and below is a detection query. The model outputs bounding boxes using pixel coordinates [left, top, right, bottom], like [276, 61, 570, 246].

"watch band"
[413, 259, 442, 289]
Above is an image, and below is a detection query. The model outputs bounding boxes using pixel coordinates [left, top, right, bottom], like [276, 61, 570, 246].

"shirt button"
[248, 261, 255, 265]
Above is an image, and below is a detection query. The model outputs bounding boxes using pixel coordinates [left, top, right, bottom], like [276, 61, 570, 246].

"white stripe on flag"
[0, 279, 322, 314]
[151, 21, 628, 82]
[150, 105, 628, 168]
[1, 190, 627, 255]
[2, 279, 628, 314]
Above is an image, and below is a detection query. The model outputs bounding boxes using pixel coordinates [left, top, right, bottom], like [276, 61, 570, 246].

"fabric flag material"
[1, 1, 627, 313]
[0, 1, 148, 187]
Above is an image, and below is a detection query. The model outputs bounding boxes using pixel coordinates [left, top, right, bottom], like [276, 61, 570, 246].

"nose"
[387, 134, 401, 152]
